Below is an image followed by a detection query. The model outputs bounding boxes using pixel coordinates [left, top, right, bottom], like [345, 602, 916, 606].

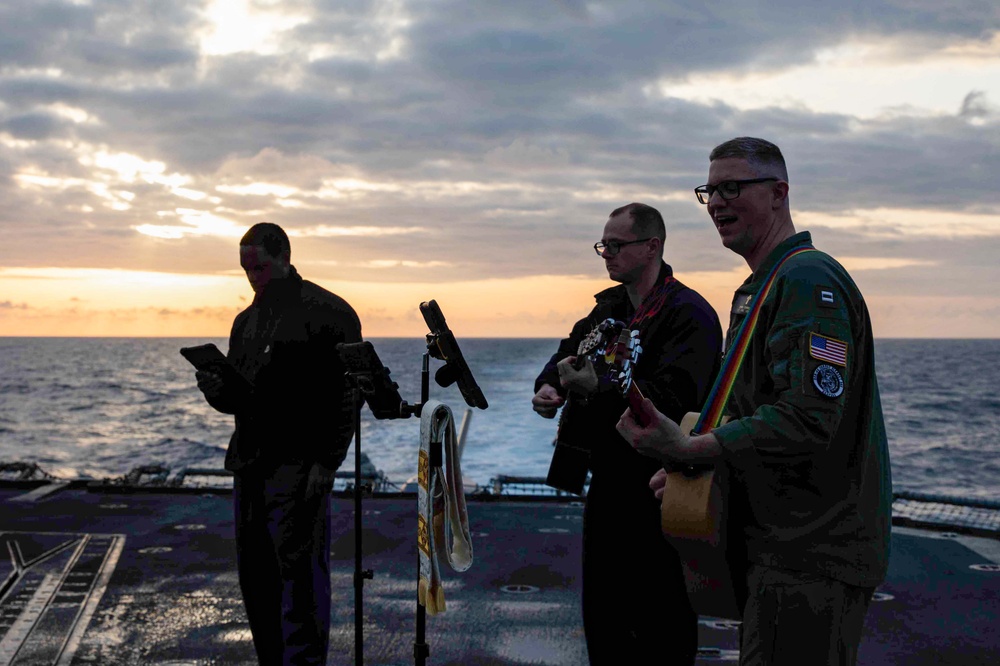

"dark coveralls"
[205, 266, 362, 665]
[535, 262, 722, 665]
[711, 232, 892, 666]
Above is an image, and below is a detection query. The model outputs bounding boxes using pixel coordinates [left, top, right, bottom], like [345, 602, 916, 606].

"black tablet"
[180, 343, 229, 372]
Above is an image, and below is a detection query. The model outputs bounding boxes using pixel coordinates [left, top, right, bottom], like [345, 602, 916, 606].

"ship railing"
[485, 475, 587, 500]
[892, 490, 1000, 538]
[2, 458, 998, 538]
[85, 458, 390, 494]
[0, 461, 55, 482]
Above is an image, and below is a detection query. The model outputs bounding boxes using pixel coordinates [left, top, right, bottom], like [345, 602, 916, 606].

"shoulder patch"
[815, 285, 838, 309]
[809, 332, 847, 367]
[731, 293, 753, 315]
[812, 365, 845, 398]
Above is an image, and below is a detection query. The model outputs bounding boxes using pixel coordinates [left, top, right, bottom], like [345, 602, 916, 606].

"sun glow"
[135, 210, 247, 240]
[198, 0, 309, 56]
[654, 34, 1000, 119]
[798, 208, 1000, 238]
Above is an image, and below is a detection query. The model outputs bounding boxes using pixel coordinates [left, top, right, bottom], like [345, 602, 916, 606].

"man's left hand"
[306, 463, 336, 501]
[557, 356, 598, 395]
[649, 468, 668, 501]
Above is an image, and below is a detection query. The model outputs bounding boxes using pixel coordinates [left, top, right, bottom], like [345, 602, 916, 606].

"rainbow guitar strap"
[657, 244, 818, 621]
[692, 245, 817, 435]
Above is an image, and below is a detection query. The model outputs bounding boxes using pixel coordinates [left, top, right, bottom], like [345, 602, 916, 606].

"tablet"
[180, 343, 229, 372]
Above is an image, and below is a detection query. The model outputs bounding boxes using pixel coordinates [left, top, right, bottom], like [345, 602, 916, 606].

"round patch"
[812, 364, 844, 398]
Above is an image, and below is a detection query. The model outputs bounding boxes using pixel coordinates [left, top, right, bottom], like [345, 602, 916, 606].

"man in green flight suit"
[616, 137, 892, 666]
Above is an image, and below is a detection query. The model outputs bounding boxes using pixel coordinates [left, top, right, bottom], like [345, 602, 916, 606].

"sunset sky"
[2, 0, 998, 338]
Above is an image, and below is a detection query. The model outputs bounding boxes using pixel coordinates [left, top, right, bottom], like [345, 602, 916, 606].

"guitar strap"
[629, 274, 677, 332]
[660, 245, 817, 535]
[417, 399, 473, 615]
[693, 245, 817, 434]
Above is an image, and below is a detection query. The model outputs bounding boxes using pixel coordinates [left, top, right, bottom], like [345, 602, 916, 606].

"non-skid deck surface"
[1, 484, 998, 665]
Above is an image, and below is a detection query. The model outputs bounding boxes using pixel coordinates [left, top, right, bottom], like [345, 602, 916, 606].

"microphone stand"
[346, 375, 374, 666]
[337, 303, 486, 666]
[342, 361, 421, 666]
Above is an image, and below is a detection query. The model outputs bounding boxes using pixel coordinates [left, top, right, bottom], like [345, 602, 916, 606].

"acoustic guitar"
[608, 328, 742, 620]
[544, 318, 626, 495]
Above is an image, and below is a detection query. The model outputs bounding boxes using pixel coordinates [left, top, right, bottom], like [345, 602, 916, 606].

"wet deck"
[1, 480, 999, 665]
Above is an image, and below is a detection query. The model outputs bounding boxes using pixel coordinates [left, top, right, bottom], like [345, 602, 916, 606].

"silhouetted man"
[197, 222, 362, 665]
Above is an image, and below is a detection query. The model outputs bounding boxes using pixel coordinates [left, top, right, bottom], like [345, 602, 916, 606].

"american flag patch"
[809, 333, 847, 367]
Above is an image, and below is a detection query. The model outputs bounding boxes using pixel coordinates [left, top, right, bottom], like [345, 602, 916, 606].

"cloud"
[0, 1, 998, 336]
[837, 257, 938, 271]
[0, 300, 29, 309]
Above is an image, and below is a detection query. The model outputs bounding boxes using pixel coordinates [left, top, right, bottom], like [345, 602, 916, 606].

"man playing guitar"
[531, 202, 722, 665]
[616, 139, 891, 666]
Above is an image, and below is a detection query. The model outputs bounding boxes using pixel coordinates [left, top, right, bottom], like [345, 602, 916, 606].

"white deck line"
[6, 481, 72, 504]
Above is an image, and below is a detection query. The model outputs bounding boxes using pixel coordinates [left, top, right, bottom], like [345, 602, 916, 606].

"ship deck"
[1, 475, 999, 665]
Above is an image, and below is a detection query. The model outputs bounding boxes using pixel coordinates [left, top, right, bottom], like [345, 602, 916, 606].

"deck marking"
[56, 534, 124, 665]
[699, 619, 741, 630]
[6, 482, 71, 504]
[0, 532, 124, 666]
[0, 574, 61, 663]
[695, 647, 740, 661]
[970, 563, 1000, 572]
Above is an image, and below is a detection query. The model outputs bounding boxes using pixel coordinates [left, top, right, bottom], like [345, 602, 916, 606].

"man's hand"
[649, 468, 668, 500]
[306, 463, 336, 501]
[195, 370, 225, 400]
[531, 383, 564, 419]
[557, 356, 598, 395]
[616, 397, 689, 465]
[617, 398, 724, 468]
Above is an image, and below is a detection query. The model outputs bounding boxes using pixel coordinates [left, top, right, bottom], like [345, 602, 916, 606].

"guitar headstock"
[607, 327, 653, 425]
[576, 318, 625, 366]
[608, 327, 642, 398]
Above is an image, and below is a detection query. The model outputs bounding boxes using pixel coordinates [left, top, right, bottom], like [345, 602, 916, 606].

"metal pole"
[352, 384, 373, 665]
[414, 351, 430, 665]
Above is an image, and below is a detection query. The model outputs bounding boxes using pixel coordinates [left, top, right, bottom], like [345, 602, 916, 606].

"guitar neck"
[625, 381, 651, 427]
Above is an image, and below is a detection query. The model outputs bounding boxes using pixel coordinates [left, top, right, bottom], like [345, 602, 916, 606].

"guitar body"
[545, 398, 591, 495]
[545, 319, 626, 495]
[660, 412, 741, 620]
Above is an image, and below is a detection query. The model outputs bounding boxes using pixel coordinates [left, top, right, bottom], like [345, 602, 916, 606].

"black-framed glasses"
[694, 177, 778, 204]
[594, 238, 652, 257]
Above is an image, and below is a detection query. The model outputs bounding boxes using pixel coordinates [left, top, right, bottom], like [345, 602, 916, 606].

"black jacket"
[535, 262, 723, 477]
[206, 267, 363, 472]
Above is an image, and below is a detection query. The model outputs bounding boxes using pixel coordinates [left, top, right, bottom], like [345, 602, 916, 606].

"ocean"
[0, 337, 997, 499]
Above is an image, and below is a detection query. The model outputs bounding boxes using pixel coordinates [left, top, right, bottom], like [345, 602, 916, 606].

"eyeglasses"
[594, 238, 651, 257]
[694, 177, 778, 204]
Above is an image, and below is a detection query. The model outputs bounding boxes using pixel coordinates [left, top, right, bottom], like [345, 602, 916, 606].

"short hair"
[709, 137, 789, 181]
[240, 222, 290, 259]
[609, 202, 666, 244]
